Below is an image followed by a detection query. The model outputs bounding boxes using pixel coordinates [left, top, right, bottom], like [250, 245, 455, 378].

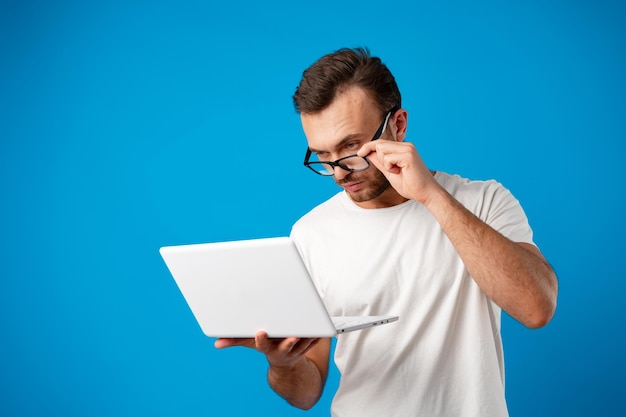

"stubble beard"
[336, 169, 391, 203]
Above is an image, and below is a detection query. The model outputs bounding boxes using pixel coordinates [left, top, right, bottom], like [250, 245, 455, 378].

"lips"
[342, 181, 363, 192]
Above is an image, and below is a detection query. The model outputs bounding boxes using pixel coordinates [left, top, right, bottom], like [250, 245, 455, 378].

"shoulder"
[435, 171, 504, 194]
[436, 171, 534, 242]
[436, 171, 514, 203]
[435, 171, 524, 221]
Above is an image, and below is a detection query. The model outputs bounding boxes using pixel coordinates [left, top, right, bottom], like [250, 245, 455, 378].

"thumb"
[214, 338, 256, 349]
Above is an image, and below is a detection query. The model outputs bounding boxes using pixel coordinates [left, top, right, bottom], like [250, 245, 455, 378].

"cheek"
[347, 166, 384, 184]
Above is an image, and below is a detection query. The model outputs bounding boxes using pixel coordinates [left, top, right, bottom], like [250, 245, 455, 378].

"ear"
[391, 109, 408, 142]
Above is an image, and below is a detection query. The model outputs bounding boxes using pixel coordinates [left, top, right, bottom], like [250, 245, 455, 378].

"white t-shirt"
[290, 172, 535, 417]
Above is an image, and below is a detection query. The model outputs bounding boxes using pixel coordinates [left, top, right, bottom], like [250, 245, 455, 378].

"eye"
[346, 142, 359, 150]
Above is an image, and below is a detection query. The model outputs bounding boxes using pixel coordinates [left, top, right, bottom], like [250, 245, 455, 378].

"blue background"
[1, 1, 624, 415]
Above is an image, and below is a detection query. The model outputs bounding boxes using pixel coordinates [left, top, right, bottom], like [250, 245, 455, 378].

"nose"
[333, 165, 351, 181]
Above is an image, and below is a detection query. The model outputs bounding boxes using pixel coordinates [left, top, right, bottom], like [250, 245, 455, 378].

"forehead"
[301, 87, 380, 151]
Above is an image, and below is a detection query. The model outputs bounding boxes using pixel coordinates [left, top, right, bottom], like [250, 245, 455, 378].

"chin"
[348, 184, 390, 203]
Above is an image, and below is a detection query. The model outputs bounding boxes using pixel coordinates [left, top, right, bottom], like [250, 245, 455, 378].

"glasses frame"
[303, 106, 399, 176]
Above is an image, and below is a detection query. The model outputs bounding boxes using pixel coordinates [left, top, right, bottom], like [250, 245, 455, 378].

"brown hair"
[293, 47, 401, 116]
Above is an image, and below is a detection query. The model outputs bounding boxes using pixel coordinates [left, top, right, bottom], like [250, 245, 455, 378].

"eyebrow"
[308, 133, 366, 153]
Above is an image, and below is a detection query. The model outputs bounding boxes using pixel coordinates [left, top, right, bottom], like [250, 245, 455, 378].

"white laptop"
[160, 237, 398, 338]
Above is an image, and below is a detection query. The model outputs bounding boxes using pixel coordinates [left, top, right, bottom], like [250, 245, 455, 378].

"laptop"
[160, 237, 398, 338]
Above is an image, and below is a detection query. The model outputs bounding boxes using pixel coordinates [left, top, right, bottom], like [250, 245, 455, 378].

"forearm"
[425, 185, 558, 328]
[267, 355, 325, 410]
[215, 334, 329, 409]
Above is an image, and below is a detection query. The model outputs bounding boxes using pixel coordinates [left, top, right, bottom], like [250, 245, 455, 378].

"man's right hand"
[214, 331, 330, 410]
[214, 331, 321, 367]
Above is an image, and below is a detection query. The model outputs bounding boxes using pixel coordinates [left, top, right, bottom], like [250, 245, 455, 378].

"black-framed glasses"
[303, 106, 399, 176]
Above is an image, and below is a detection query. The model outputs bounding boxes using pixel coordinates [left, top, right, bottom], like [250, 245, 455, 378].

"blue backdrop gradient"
[1, 1, 624, 416]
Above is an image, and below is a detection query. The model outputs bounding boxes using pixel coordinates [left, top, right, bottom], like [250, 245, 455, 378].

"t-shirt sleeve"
[480, 181, 535, 246]
[441, 174, 536, 246]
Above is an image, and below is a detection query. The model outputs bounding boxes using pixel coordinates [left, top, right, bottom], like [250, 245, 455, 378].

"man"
[216, 47, 558, 416]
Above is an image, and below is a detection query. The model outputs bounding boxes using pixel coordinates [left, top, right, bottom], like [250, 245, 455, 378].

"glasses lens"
[307, 162, 334, 176]
[305, 155, 370, 176]
[337, 155, 369, 172]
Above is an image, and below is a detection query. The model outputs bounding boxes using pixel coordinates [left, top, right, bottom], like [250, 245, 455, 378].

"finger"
[214, 338, 257, 349]
[266, 338, 317, 367]
[373, 143, 415, 173]
[255, 332, 301, 356]
[289, 338, 321, 357]
[276, 337, 301, 355]
[357, 141, 378, 158]
[359, 141, 402, 170]
[361, 144, 397, 174]
[380, 152, 405, 174]
[254, 331, 273, 353]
